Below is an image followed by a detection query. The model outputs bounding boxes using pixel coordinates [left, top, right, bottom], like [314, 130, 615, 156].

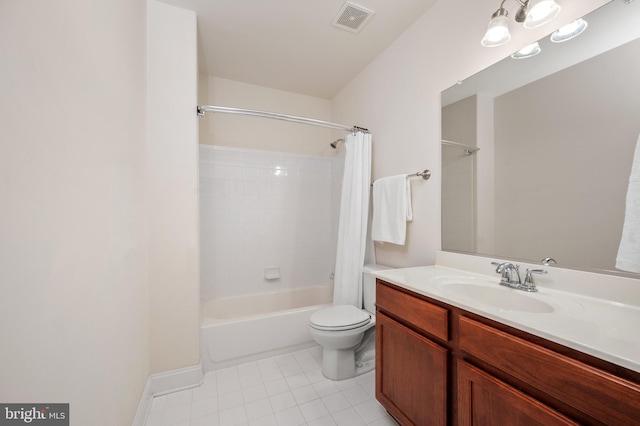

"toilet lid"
[310, 305, 371, 331]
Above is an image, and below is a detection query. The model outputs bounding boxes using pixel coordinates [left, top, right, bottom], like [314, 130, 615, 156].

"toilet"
[309, 264, 390, 380]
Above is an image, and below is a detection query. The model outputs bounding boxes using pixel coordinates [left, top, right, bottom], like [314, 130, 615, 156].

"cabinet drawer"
[459, 316, 640, 426]
[376, 281, 448, 341]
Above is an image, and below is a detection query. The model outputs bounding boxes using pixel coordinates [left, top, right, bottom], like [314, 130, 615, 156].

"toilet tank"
[362, 264, 392, 314]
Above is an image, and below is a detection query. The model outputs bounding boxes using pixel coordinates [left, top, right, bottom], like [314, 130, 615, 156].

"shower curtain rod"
[197, 105, 369, 133]
[441, 139, 480, 155]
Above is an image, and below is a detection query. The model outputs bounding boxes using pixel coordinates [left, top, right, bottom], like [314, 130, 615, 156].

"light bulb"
[511, 42, 542, 59]
[524, 0, 562, 29]
[482, 11, 511, 47]
[550, 18, 588, 42]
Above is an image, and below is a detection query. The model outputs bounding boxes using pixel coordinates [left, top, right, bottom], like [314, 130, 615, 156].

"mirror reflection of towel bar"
[442, 139, 480, 155]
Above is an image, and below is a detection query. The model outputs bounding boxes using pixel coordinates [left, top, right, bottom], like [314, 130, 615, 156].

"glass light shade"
[481, 14, 511, 47]
[524, 0, 562, 29]
[511, 42, 542, 59]
[550, 18, 588, 42]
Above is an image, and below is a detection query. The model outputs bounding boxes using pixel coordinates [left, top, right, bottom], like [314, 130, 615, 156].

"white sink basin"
[441, 283, 554, 313]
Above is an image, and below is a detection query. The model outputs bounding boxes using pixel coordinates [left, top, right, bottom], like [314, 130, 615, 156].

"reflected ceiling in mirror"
[441, 0, 640, 276]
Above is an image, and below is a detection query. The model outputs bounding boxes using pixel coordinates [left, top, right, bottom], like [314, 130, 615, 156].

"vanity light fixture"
[510, 41, 542, 58]
[550, 18, 588, 42]
[481, 0, 562, 47]
[481, 4, 511, 47]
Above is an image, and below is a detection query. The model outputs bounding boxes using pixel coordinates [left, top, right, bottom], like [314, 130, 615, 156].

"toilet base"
[355, 359, 375, 377]
[321, 347, 356, 380]
[354, 334, 375, 376]
[320, 329, 376, 380]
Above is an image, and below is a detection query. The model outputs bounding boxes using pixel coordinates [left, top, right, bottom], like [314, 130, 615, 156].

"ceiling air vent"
[332, 2, 375, 33]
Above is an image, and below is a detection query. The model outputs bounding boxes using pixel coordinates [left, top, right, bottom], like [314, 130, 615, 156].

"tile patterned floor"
[144, 346, 398, 426]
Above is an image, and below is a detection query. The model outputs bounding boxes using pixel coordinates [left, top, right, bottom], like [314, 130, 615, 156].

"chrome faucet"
[491, 262, 522, 288]
[491, 262, 546, 292]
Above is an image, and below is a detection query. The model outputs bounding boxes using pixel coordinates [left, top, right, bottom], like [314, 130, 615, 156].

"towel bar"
[371, 170, 431, 186]
[414, 170, 431, 180]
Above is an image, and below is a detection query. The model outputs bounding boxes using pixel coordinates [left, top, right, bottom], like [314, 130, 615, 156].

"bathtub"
[200, 285, 333, 372]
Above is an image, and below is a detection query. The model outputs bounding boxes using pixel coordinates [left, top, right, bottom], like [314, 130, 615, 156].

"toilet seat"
[310, 305, 371, 331]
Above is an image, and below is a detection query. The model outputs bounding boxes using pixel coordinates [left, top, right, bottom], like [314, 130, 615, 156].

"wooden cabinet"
[459, 316, 640, 425]
[376, 312, 447, 425]
[457, 360, 578, 426]
[375, 279, 640, 426]
[376, 280, 449, 425]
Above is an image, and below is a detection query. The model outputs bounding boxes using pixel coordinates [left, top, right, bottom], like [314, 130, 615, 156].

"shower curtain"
[333, 131, 372, 308]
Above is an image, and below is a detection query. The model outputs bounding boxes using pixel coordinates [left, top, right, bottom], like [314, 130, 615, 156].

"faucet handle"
[491, 261, 518, 273]
[522, 268, 547, 292]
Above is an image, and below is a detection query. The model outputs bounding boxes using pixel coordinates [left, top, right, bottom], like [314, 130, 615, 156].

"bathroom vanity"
[373, 254, 640, 426]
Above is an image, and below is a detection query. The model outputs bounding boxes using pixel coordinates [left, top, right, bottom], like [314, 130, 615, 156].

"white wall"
[200, 76, 335, 156]
[197, 77, 344, 305]
[199, 146, 342, 302]
[331, 0, 609, 268]
[147, 0, 200, 374]
[0, 1, 149, 425]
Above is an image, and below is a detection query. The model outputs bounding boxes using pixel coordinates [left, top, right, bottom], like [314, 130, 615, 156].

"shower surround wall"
[199, 145, 343, 302]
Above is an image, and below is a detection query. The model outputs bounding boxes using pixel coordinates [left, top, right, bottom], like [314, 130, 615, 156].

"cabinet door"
[457, 360, 579, 426]
[376, 312, 447, 426]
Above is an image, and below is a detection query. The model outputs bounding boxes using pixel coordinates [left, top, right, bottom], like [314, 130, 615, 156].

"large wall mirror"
[441, 0, 640, 275]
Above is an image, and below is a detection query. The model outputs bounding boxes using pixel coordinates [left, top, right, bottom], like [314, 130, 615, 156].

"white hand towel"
[372, 174, 412, 245]
[616, 133, 640, 273]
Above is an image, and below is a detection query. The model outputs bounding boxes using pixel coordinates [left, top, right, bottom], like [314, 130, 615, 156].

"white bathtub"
[200, 285, 333, 372]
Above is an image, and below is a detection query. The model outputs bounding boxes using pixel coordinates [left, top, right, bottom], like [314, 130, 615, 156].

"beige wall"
[494, 37, 640, 270]
[331, 0, 609, 268]
[199, 76, 335, 156]
[147, 0, 200, 373]
[0, 1, 149, 424]
[475, 94, 496, 254]
[442, 96, 477, 253]
[442, 96, 477, 147]
[0, 0, 202, 422]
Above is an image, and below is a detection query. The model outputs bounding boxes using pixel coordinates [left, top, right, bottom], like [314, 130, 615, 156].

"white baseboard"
[132, 377, 152, 426]
[149, 362, 204, 396]
[132, 363, 203, 426]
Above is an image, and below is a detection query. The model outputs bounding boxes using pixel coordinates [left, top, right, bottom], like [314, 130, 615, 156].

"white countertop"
[372, 264, 640, 374]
